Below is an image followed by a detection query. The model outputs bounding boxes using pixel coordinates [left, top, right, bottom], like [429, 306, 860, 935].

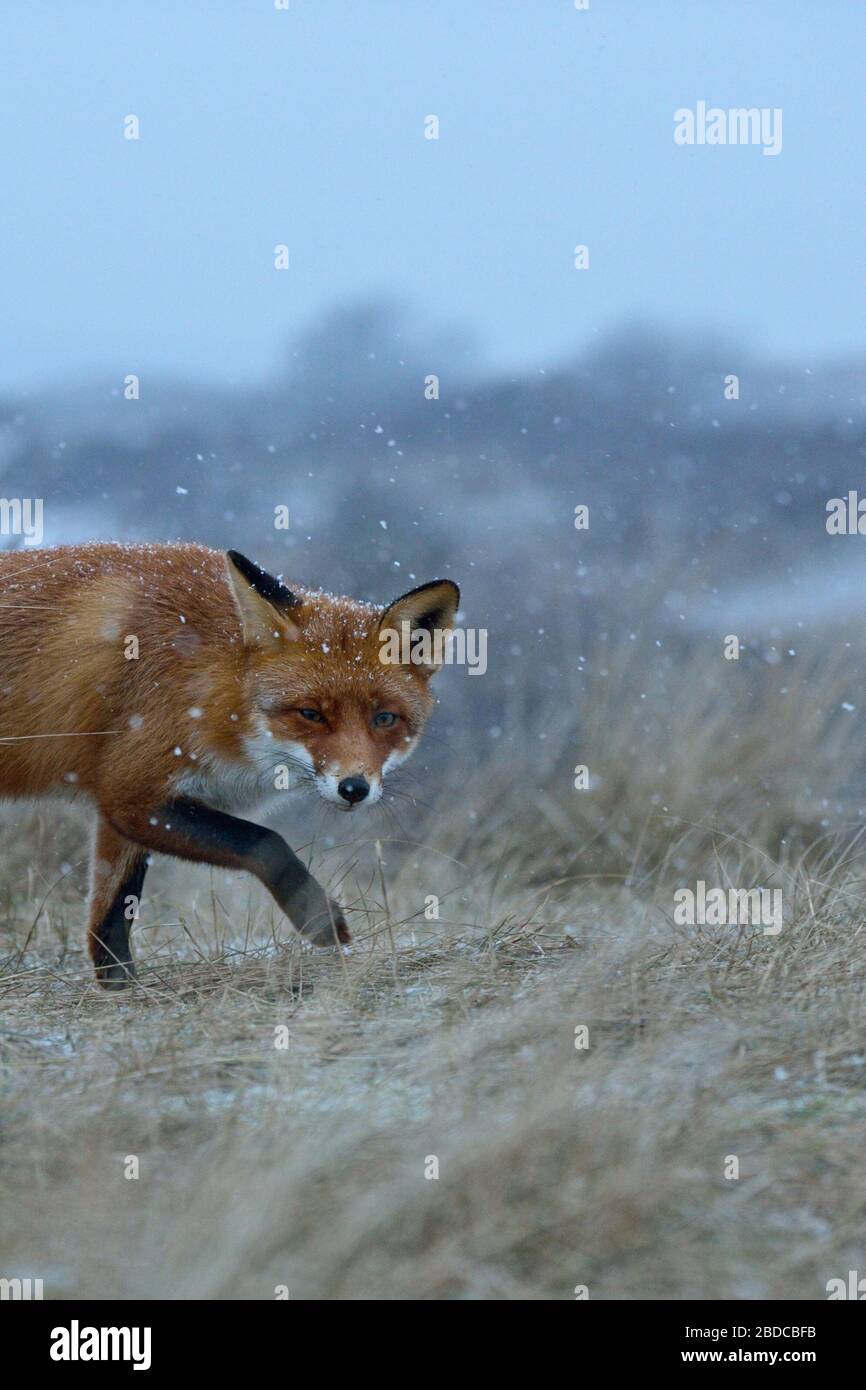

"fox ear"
[378, 579, 460, 677]
[225, 551, 301, 647]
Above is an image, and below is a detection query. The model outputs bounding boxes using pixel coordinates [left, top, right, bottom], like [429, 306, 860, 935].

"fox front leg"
[102, 797, 349, 948]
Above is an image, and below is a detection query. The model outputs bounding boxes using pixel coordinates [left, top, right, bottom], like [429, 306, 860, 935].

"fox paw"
[94, 960, 138, 991]
[288, 881, 350, 948]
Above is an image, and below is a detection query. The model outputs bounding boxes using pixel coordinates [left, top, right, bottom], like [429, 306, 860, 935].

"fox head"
[225, 550, 459, 810]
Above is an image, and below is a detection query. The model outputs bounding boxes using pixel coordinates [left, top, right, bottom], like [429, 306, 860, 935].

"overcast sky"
[1, 1, 863, 392]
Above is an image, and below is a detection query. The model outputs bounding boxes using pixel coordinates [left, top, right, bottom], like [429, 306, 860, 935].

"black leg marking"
[92, 855, 148, 990]
[156, 798, 349, 945]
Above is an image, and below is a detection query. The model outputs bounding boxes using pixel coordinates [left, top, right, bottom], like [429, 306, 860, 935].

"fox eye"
[297, 708, 324, 723]
[373, 711, 398, 729]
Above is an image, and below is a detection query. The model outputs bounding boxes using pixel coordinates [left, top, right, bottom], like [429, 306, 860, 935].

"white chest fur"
[173, 728, 315, 815]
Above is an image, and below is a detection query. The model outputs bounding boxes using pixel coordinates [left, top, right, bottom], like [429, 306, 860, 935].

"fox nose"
[338, 776, 369, 805]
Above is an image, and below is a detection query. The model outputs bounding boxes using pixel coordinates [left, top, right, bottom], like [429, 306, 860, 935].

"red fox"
[0, 543, 459, 987]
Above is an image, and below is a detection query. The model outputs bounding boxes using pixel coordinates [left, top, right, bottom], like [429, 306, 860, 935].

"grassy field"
[2, 638, 866, 1300]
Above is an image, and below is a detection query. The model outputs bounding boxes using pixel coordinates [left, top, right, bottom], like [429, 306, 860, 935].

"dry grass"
[2, 638, 866, 1300]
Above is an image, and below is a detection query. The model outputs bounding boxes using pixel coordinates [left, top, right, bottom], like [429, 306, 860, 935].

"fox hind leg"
[88, 818, 148, 990]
